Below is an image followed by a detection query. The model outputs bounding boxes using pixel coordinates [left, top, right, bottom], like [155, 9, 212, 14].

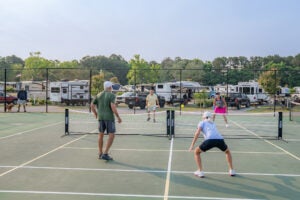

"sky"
[0, 0, 299, 62]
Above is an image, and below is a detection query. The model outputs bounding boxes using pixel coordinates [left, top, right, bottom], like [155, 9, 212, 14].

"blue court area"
[0, 109, 299, 200]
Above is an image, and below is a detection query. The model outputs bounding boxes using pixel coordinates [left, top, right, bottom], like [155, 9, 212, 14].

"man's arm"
[146, 95, 149, 107]
[111, 102, 122, 123]
[91, 103, 97, 119]
[189, 128, 201, 151]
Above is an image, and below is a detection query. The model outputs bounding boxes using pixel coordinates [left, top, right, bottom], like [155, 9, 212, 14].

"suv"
[0, 92, 18, 104]
[225, 93, 250, 110]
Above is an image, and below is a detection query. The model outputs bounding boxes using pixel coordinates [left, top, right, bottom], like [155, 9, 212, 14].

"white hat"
[104, 81, 113, 89]
[202, 111, 212, 118]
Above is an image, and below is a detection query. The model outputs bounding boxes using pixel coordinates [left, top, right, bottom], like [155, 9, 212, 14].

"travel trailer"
[235, 80, 268, 104]
[49, 80, 89, 105]
[155, 81, 202, 103]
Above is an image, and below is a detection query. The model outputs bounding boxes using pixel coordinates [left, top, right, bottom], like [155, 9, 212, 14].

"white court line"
[230, 120, 300, 161]
[0, 134, 88, 177]
[0, 165, 300, 177]
[164, 137, 174, 200]
[285, 139, 300, 142]
[0, 190, 265, 200]
[0, 121, 63, 140]
[0, 165, 299, 177]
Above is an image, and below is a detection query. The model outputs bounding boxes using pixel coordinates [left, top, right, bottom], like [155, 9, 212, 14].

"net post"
[171, 110, 175, 137]
[166, 110, 170, 136]
[278, 111, 282, 139]
[65, 108, 69, 135]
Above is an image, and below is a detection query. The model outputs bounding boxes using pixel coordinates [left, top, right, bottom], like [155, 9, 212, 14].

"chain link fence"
[1, 68, 300, 113]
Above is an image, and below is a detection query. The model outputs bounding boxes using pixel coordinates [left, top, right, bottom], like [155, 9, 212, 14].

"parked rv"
[49, 80, 89, 105]
[235, 80, 268, 104]
[155, 81, 201, 104]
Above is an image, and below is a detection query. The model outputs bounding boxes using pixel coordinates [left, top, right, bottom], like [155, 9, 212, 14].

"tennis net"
[290, 101, 300, 123]
[65, 109, 280, 140]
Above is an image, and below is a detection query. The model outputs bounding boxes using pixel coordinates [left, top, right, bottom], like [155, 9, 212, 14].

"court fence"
[1, 68, 300, 113]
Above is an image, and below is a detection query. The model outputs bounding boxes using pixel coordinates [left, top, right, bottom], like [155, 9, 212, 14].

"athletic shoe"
[229, 169, 236, 176]
[153, 119, 156, 123]
[194, 170, 204, 178]
[101, 154, 113, 161]
[98, 153, 103, 159]
[226, 124, 229, 128]
[147, 117, 150, 121]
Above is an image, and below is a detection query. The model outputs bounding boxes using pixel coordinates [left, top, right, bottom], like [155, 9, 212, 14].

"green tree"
[23, 52, 55, 81]
[258, 68, 280, 95]
[127, 55, 151, 85]
[91, 71, 105, 96]
[160, 57, 174, 82]
[80, 55, 129, 85]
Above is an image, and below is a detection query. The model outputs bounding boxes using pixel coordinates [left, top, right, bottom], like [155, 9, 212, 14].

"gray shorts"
[98, 120, 116, 134]
[17, 99, 26, 105]
[148, 105, 157, 112]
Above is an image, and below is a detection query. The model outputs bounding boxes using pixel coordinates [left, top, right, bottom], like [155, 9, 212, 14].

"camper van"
[50, 80, 89, 105]
[235, 80, 268, 104]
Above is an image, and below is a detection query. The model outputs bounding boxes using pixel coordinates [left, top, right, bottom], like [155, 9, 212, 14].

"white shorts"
[17, 99, 26, 105]
[148, 105, 157, 112]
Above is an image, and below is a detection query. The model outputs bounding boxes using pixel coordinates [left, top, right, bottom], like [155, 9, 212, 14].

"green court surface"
[0, 110, 299, 200]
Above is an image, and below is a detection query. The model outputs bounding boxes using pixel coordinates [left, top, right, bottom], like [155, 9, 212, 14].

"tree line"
[1, 52, 300, 94]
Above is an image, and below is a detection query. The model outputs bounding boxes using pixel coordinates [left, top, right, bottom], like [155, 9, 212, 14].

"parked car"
[0, 92, 18, 104]
[116, 92, 135, 104]
[225, 93, 250, 110]
[125, 92, 165, 109]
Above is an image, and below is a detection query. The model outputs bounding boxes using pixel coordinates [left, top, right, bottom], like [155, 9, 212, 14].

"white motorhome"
[155, 81, 202, 103]
[235, 80, 268, 104]
[50, 80, 89, 105]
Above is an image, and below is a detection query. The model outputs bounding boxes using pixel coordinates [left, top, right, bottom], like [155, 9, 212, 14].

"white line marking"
[163, 137, 174, 200]
[0, 134, 87, 177]
[0, 165, 299, 177]
[0, 121, 63, 140]
[230, 120, 300, 161]
[0, 190, 265, 200]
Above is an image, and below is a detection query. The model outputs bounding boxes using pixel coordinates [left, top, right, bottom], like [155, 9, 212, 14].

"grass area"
[246, 104, 290, 113]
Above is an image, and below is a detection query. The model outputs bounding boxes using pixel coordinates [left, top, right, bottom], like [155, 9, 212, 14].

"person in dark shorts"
[91, 81, 122, 161]
[189, 111, 235, 178]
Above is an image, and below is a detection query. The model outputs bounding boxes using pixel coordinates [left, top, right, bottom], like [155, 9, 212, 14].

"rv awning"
[174, 81, 201, 89]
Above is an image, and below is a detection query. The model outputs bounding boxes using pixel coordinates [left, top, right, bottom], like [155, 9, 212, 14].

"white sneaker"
[226, 124, 229, 128]
[194, 170, 204, 178]
[229, 169, 236, 176]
